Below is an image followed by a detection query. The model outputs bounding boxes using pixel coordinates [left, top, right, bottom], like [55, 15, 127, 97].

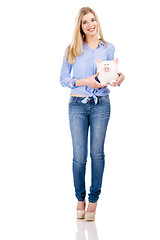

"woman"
[60, 7, 125, 221]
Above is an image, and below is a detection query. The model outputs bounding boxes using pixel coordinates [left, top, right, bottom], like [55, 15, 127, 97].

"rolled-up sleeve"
[60, 57, 73, 88]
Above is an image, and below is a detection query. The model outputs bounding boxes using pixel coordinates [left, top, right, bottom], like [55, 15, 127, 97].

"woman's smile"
[87, 26, 96, 32]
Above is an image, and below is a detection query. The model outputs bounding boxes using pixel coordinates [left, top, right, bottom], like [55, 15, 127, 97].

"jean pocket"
[99, 95, 110, 104]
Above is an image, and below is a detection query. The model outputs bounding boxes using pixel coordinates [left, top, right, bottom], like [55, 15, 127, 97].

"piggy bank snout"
[103, 65, 110, 72]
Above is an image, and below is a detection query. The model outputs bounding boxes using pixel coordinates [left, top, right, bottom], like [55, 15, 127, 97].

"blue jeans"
[69, 96, 111, 203]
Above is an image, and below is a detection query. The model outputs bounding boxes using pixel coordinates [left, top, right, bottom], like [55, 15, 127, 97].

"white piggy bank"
[96, 58, 119, 85]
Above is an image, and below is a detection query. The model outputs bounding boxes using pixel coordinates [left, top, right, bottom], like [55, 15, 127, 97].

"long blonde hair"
[65, 7, 107, 64]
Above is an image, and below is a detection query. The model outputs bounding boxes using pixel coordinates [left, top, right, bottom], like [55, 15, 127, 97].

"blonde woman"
[60, 7, 125, 221]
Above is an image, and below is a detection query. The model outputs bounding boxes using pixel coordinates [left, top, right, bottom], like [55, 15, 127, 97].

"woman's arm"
[76, 73, 106, 89]
[60, 56, 106, 89]
[60, 57, 73, 88]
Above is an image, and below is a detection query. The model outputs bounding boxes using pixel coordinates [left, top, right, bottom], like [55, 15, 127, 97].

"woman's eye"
[82, 21, 87, 24]
[91, 18, 95, 22]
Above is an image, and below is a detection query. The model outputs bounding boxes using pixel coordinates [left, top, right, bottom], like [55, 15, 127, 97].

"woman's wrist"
[70, 77, 77, 88]
[75, 78, 86, 87]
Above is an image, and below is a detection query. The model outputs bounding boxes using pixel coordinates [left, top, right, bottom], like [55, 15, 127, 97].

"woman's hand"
[76, 73, 106, 89]
[85, 73, 107, 89]
[110, 72, 125, 87]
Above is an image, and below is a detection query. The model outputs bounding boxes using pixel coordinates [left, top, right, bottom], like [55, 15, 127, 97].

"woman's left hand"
[110, 72, 125, 87]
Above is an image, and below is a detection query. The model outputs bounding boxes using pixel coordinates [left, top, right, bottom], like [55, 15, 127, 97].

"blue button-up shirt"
[60, 41, 115, 104]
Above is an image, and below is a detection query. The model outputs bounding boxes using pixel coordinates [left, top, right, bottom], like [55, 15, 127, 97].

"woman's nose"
[88, 22, 93, 27]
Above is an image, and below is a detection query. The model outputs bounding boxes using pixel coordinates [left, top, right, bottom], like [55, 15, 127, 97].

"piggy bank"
[96, 58, 119, 85]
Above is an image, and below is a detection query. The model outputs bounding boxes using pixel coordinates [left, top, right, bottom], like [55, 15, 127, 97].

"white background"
[0, 0, 160, 239]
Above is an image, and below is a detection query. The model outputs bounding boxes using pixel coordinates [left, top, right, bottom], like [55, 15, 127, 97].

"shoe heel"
[85, 211, 96, 221]
[77, 210, 85, 219]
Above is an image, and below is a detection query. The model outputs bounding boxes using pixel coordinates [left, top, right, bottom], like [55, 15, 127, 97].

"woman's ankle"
[77, 200, 85, 210]
[86, 202, 97, 212]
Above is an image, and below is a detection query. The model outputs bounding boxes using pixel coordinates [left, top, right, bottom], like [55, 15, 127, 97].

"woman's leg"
[69, 97, 89, 201]
[88, 96, 111, 203]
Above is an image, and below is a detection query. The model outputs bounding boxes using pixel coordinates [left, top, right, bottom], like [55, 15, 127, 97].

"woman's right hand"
[76, 73, 106, 89]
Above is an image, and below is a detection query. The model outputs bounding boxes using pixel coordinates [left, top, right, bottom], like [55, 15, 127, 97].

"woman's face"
[81, 12, 98, 37]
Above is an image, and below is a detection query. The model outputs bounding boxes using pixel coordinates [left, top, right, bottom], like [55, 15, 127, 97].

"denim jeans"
[68, 95, 111, 203]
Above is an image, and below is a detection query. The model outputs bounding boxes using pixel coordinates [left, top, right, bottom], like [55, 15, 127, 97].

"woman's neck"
[84, 35, 100, 50]
[85, 35, 99, 45]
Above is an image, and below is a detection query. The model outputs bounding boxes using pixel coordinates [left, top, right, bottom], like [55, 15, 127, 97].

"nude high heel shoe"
[85, 211, 96, 221]
[85, 202, 97, 221]
[77, 200, 86, 219]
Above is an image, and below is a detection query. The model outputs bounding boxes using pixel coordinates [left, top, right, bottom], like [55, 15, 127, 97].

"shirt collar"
[83, 40, 104, 50]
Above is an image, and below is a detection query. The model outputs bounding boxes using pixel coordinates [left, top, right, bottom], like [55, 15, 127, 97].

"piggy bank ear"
[113, 58, 119, 65]
[95, 59, 102, 67]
